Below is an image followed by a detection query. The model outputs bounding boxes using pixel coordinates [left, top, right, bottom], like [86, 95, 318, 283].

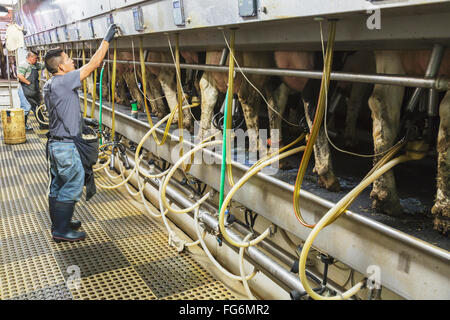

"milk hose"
[218, 145, 306, 248]
[194, 207, 257, 282]
[293, 20, 336, 228]
[298, 141, 428, 299]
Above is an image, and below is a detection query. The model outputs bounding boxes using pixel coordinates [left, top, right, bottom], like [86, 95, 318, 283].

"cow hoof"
[370, 190, 403, 216]
[318, 174, 341, 192]
[431, 203, 450, 236]
[433, 217, 449, 236]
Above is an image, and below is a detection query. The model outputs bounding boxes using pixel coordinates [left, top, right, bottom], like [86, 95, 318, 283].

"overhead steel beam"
[19, 0, 450, 50]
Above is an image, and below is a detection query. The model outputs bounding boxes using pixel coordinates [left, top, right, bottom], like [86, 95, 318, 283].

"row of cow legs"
[83, 50, 448, 235]
[368, 51, 449, 234]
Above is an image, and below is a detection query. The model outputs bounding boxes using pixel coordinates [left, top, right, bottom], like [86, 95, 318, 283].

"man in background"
[17, 50, 45, 130]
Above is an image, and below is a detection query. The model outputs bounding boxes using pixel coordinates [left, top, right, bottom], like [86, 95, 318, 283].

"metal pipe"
[122, 153, 308, 295]
[428, 89, 439, 117]
[406, 44, 445, 112]
[219, 48, 229, 66]
[72, 57, 449, 90]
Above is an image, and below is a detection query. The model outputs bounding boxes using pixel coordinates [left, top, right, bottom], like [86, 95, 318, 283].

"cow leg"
[115, 74, 129, 106]
[267, 83, 290, 151]
[368, 51, 404, 215]
[432, 91, 450, 235]
[303, 97, 341, 192]
[158, 69, 178, 119]
[238, 85, 261, 155]
[158, 68, 193, 132]
[122, 72, 144, 111]
[266, 83, 292, 169]
[198, 72, 219, 140]
[344, 82, 368, 147]
[86, 73, 95, 96]
[145, 72, 168, 119]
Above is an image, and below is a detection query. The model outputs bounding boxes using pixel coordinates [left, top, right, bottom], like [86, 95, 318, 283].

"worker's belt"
[46, 131, 99, 168]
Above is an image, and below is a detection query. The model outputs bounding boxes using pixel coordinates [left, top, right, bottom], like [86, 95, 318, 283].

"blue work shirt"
[43, 70, 82, 142]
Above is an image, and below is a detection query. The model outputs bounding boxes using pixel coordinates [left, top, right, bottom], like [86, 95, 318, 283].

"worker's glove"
[103, 24, 118, 43]
[84, 117, 99, 128]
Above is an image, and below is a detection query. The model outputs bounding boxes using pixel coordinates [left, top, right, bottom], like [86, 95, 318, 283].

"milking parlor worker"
[43, 24, 118, 243]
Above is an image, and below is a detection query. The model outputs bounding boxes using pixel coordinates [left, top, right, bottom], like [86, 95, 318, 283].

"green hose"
[99, 65, 105, 145]
[218, 91, 230, 213]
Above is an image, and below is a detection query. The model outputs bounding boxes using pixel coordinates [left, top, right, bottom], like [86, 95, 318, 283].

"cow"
[368, 50, 450, 235]
[192, 50, 273, 156]
[147, 51, 194, 132]
[271, 51, 341, 191]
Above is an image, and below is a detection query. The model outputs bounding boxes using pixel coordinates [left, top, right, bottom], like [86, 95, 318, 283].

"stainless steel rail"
[71, 57, 450, 90]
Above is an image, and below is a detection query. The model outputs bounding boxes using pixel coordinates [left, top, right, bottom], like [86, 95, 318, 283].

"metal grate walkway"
[0, 115, 238, 300]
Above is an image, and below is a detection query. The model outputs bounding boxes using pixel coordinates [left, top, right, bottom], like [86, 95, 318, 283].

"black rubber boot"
[51, 201, 86, 243]
[48, 197, 81, 231]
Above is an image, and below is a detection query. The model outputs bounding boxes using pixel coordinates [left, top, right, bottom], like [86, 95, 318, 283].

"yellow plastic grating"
[98, 214, 162, 240]
[9, 283, 73, 300]
[0, 213, 43, 240]
[70, 267, 157, 300]
[0, 117, 238, 300]
[162, 281, 237, 300]
[53, 242, 131, 280]
[133, 254, 217, 299]
[0, 230, 52, 265]
[0, 254, 66, 300]
[114, 233, 180, 265]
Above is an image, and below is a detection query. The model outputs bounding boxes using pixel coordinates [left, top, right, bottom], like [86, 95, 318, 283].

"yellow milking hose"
[298, 141, 428, 300]
[175, 34, 185, 164]
[239, 233, 257, 300]
[218, 145, 306, 248]
[90, 68, 98, 119]
[93, 157, 111, 172]
[35, 104, 49, 126]
[139, 37, 159, 140]
[225, 30, 236, 188]
[248, 133, 306, 172]
[160, 140, 223, 215]
[138, 38, 200, 148]
[194, 207, 258, 281]
[293, 20, 336, 229]
[326, 139, 406, 225]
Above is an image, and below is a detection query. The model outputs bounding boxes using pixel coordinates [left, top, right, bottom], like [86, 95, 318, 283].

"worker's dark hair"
[26, 50, 38, 58]
[44, 48, 64, 74]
